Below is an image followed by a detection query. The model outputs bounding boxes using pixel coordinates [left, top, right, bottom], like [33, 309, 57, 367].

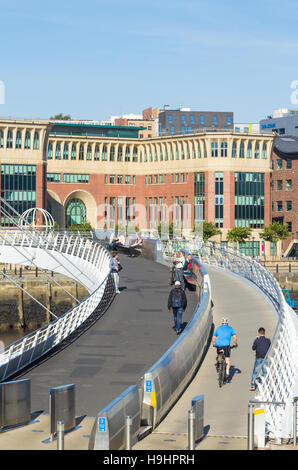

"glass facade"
[65, 198, 86, 227]
[194, 172, 205, 223]
[234, 172, 264, 228]
[1, 164, 36, 225]
[215, 172, 224, 227]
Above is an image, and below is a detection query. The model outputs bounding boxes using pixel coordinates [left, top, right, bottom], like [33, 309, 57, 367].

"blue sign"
[261, 123, 276, 129]
[98, 417, 106, 432]
[145, 380, 152, 393]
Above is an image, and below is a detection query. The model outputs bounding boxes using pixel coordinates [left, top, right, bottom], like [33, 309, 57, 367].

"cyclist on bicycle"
[212, 317, 238, 380]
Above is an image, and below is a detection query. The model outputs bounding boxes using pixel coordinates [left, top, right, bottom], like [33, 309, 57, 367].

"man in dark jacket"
[168, 281, 187, 334]
[250, 327, 271, 391]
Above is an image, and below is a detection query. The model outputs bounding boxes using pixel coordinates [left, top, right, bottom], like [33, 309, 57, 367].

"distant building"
[234, 123, 260, 133]
[111, 110, 157, 139]
[271, 135, 298, 256]
[260, 108, 298, 137]
[158, 106, 234, 135]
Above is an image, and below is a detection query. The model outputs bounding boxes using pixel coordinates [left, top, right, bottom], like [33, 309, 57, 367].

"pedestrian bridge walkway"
[0, 232, 297, 450]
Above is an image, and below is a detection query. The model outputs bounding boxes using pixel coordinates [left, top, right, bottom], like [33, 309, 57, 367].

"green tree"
[259, 222, 290, 243]
[226, 226, 252, 248]
[50, 113, 71, 120]
[203, 221, 221, 241]
[68, 222, 94, 232]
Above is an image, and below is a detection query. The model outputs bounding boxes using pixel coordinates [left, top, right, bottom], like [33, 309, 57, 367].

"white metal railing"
[161, 238, 298, 441]
[0, 230, 113, 382]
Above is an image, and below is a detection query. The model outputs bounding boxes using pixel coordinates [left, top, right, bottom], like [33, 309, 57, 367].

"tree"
[203, 221, 221, 241]
[259, 222, 290, 243]
[68, 222, 94, 232]
[50, 113, 71, 120]
[226, 227, 252, 246]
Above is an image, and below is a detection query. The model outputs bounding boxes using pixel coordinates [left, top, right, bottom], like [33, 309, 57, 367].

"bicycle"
[214, 345, 237, 387]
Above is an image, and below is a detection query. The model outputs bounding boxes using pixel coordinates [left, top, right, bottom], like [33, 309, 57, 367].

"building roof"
[274, 136, 298, 158]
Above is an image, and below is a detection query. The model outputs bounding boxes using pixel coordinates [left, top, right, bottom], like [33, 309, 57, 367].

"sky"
[0, 0, 298, 122]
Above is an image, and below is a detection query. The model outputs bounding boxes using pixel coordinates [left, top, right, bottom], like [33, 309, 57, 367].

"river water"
[0, 328, 35, 350]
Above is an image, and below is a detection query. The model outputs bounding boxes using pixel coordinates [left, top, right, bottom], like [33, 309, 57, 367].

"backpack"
[172, 288, 183, 308]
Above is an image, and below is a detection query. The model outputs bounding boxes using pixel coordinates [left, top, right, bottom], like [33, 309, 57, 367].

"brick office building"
[271, 136, 298, 256]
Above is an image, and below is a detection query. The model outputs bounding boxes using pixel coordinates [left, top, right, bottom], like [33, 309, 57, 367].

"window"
[33, 132, 39, 149]
[55, 143, 61, 159]
[94, 145, 100, 160]
[277, 201, 283, 212]
[226, 115, 232, 125]
[109, 175, 115, 184]
[287, 221, 292, 232]
[221, 141, 228, 157]
[86, 145, 92, 160]
[71, 144, 76, 160]
[110, 146, 115, 161]
[286, 179, 292, 190]
[6, 130, 13, 148]
[200, 115, 205, 125]
[261, 143, 267, 159]
[117, 175, 123, 184]
[47, 173, 61, 183]
[65, 198, 86, 227]
[277, 180, 283, 191]
[0, 130, 3, 148]
[286, 158, 292, 169]
[181, 114, 186, 124]
[247, 142, 252, 158]
[254, 142, 260, 159]
[232, 141, 237, 158]
[117, 146, 122, 162]
[168, 114, 173, 124]
[47, 143, 53, 159]
[212, 115, 217, 126]
[286, 201, 292, 212]
[102, 145, 108, 161]
[63, 143, 69, 160]
[63, 174, 89, 184]
[24, 131, 31, 149]
[15, 131, 22, 149]
[240, 142, 245, 158]
[234, 172, 264, 228]
[211, 142, 218, 157]
[170, 125, 175, 134]
[276, 159, 282, 170]
[190, 115, 195, 124]
[79, 144, 84, 160]
[125, 175, 131, 184]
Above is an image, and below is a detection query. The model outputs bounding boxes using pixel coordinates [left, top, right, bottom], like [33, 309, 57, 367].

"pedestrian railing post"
[248, 403, 254, 450]
[293, 397, 298, 446]
[188, 409, 195, 450]
[57, 420, 64, 450]
[125, 415, 132, 450]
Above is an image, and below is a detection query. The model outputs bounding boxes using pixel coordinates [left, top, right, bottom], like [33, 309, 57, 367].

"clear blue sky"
[1, 0, 298, 122]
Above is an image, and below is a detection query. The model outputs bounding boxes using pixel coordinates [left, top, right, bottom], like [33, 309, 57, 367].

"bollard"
[125, 415, 132, 450]
[57, 420, 64, 450]
[247, 404, 254, 450]
[188, 409, 195, 450]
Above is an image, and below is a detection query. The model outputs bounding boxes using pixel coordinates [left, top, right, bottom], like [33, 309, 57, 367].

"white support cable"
[0, 268, 58, 320]
[0, 198, 94, 287]
[0, 230, 79, 303]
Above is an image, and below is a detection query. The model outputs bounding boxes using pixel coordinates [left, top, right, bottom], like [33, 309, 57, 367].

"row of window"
[46, 140, 268, 162]
[46, 173, 90, 184]
[167, 114, 232, 126]
[275, 158, 292, 170]
[104, 174, 136, 185]
[275, 179, 292, 191]
[0, 130, 40, 150]
[145, 173, 189, 185]
[274, 200, 293, 212]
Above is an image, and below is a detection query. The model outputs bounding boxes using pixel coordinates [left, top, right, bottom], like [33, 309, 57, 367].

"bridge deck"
[134, 265, 277, 450]
[18, 254, 198, 417]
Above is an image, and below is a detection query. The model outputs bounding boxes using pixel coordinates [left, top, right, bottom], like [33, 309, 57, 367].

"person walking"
[250, 327, 271, 391]
[172, 250, 186, 290]
[168, 281, 187, 334]
[110, 251, 122, 294]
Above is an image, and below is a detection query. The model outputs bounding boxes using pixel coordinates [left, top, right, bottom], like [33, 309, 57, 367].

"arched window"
[65, 198, 86, 227]
[117, 146, 123, 161]
[102, 145, 107, 161]
[33, 131, 39, 149]
[71, 144, 76, 160]
[16, 130, 22, 149]
[6, 130, 13, 148]
[221, 141, 228, 157]
[63, 143, 69, 160]
[239, 142, 245, 158]
[0, 130, 3, 148]
[86, 144, 92, 160]
[254, 142, 260, 159]
[232, 141, 237, 158]
[79, 144, 84, 160]
[25, 131, 31, 149]
[110, 146, 115, 161]
[55, 143, 61, 159]
[247, 142, 252, 158]
[48, 142, 53, 159]
[262, 143, 267, 159]
[125, 147, 130, 162]
[94, 145, 100, 160]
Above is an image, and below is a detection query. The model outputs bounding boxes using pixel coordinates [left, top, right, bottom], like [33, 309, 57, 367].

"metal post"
[57, 420, 64, 450]
[248, 403, 254, 450]
[125, 415, 132, 450]
[188, 409, 195, 450]
[293, 398, 298, 446]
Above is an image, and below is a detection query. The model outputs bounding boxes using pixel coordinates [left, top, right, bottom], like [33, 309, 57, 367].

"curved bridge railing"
[169, 239, 298, 441]
[0, 230, 113, 382]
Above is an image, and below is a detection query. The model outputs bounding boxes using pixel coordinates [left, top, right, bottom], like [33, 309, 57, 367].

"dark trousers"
[172, 307, 183, 332]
